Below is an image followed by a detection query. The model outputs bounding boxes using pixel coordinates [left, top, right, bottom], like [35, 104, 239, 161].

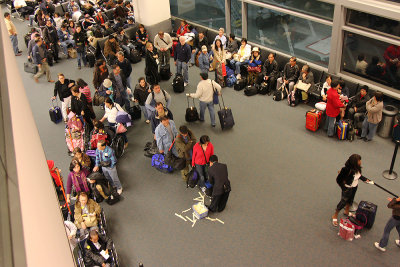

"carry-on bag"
[272, 84, 288, 101]
[337, 120, 349, 140]
[185, 97, 199, 122]
[338, 218, 355, 241]
[164, 139, 186, 170]
[129, 49, 141, 63]
[356, 201, 377, 229]
[186, 168, 199, 188]
[49, 99, 62, 123]
[258, 82, 269, 95]
[159, 64, 171, 80]
[305, 109, 322, 132]
[234, 78, 247, 91]
[244, 85, 258, 96]
[217, 94, 235, 130]
[151, 153, 173, 173]
[173, 74, 185, 93]
[24, 61, 38, 74]
[128, 104, 141, 120]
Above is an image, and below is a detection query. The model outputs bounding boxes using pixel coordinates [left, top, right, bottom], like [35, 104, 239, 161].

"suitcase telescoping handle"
[51, 98, 59, 108]
[217, 93, 226, 111]
[186, 95, 196, 109]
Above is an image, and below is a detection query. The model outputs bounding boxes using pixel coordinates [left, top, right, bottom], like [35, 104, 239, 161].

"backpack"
[90, 132, 108, 149]
[226, 74, 237, 87]
[151, 154, 173, 173]
[287, 90, 299, 107]
[186, 168, 199, 188]
[273, 84, 288, 101]
[173, 74, 185, 93]
[150, 90, 167, 107]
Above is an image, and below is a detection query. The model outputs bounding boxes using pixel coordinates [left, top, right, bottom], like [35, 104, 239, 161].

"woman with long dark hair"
[67, 160, 90, 204]
[212, 39, 226, 87]
[332, 154, 372, 226]
[93, 59, 109, 90]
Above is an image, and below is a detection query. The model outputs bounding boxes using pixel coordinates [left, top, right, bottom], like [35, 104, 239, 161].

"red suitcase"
[305, 109, 322, 131]
[338, 218, 355, 241]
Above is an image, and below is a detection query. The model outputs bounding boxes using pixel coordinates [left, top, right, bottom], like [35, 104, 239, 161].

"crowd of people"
[4, 0, 399, 262]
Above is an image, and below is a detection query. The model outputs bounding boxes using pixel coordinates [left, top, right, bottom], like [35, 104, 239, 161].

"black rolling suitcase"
[217, 94, 235, 130]
[47, 49, 54, 66]
[128, 104, 141, 120]
[129, 49, 141, 63]
[49, 99, 62, 123]
[173, 74, 185, 93]
[159, 64, 171, 80]
[24, 61, 38, 74]
[185, 97, 199, 122]
[244, 85, 258, 96]
[356, 201, 377, 229]
[234, 78, 247, 91]
[86, 46, 96, 68]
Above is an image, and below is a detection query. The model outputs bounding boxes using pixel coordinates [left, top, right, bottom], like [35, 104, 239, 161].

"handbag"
[221, 62, 227, 77]
[164, 138, 186, 170]
[82, 214, 97, 227]
[296, 80, 312, 92]
[211, 80, 219, 105]
[116, 123, 127, 134]
[93, 91, 105, 106]
[247, 65, 261, 73]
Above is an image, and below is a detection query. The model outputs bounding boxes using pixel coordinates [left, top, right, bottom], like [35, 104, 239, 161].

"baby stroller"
[66, 114, 87, 156]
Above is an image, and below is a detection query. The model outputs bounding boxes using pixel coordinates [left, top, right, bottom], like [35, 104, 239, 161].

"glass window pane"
[256, 0, 334, 20]
[341, 32, 400, 89]
[231, 0, 242, 37]
[347, 10, 400, 39]
[169, 0, 225, 30]
[247, 4, 332, 67]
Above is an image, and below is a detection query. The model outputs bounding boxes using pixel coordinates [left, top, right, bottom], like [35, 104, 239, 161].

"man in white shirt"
[187, 72, 221, 127]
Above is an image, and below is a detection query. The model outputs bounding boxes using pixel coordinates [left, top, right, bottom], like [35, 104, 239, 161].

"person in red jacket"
[325, 80, 345, 137]
[192, 135, 214, 192]
[176, 20, 189, 37]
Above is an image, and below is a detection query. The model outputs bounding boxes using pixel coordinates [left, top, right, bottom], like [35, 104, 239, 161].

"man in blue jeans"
[4, 12, 22, 56]
[93, 140, 123, 195]
[325, 80, 345, 137]
[174, 36, 191, 87]
[375, 196, 400, 252]
[187, 73, 221, 127]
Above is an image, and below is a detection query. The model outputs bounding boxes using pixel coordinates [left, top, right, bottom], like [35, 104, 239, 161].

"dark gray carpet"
[10, 16, 400, 266]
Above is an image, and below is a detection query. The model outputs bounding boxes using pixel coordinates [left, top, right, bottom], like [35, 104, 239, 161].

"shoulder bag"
[211, 80, 219, 105]
[164, 138, 186, 170]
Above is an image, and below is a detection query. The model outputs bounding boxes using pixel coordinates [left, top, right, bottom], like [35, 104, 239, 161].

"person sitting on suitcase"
[134, 77, 151, 124]
[186, 72, 221, 128]
[149, 102, 174, 135]
[84, 230, 113, 267]
[206, 155, 231, 213]
[145, 84, 171, 116]
[374, 196, 400, 252]
[154, 116, 178, 156]
[175, 125, 197, 181]
[332, 154, 372, 226]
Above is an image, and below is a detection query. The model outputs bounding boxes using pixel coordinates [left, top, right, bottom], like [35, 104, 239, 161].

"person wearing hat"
[347, 85, 370, 129]
[98, 78, 114, 103]
[104, 35, 120, 65]
[247, 47, 262, 85]
[198, 45, 210, 74]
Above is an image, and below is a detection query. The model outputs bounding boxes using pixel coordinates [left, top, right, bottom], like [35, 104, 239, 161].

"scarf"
[71, 171, 89, 192]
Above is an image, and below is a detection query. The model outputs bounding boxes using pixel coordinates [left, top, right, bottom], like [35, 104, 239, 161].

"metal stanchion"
[382, 140, 399, 180]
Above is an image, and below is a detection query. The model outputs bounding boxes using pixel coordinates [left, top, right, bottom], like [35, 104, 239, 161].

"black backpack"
[244, 85, 258, 96]
[186, 168, 199, 188]
[234, 78, 247, 91]
[258, 82, 269, 95]
[129, 49, 141, 64]
[173, 74, 185, 93]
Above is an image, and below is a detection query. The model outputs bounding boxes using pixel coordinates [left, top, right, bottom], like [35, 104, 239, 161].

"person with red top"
[325, 80, 345, 137]
[176, 20, 189, 37]
[76, 78, 95, 116]
[383, 45, 400, 85]
[192, 135, 214, 192]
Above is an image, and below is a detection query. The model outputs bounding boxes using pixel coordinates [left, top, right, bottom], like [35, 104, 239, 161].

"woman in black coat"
[332, 154, 372, 226]
[70, 86, 95, 132]
[144, 42, 160, 85]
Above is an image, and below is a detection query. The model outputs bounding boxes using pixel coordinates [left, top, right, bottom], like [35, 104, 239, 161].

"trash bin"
[377, 105, 399, 138]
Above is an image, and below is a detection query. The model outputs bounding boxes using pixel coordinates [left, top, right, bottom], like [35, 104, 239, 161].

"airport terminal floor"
[9, 13, 400, 267]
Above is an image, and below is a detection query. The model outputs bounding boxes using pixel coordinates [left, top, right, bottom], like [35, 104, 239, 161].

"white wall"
[132, 0, 171, 26]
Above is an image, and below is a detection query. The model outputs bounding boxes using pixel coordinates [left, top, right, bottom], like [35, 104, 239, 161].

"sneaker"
[395, 240, 400, 247]
[354, 234, 361, 239]
[184, 82, 188, 87]
[145, 119, 150, 124]
[117, 188, 123, 195]
[374, 242, 386, 252]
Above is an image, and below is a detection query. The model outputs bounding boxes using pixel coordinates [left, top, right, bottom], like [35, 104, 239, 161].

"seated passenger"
[213, 28, 227, 48]
[276, 56, 300, 93]
[116, 27, 134, 56]
[64, 220, 78, 250]
[230, 38, 251, 79]
[74, 192, 101, 234]
[247, 47, 262, 85]
[135, 24, 148, 56]
[355, 54, 368, 75]
[67, 160, 90, 203]
[189, 31, 208, 67]
[256, 53, 279, 95]
[315, 74, 331, 111]
[226, 33, 238, 59]
[84, 230, 113, 267]
[293, 64, 314, 103]
[87, 172, 116, 203]
[176, 20, 188, 38]
[348, 85, 370, 129]
[103, 35, 120, 65]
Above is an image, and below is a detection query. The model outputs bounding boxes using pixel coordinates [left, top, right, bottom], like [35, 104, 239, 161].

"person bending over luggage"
[192, 135, 214, 192]
[52, 73, 75, 122]
[276, 56, 299, 93]
[374, 196, 400, 252]
[187, 72, 221, 128]
[256, 53, 279, 95]
[104, 35, 120, 65]
[247, 47, 262, 85]
[72, 147, 92, 175]
[67, 160, 90, 204]
[100, 97, 128, 147]
[175, 125, 196, 181]
[293, 64, 314, 104]
[84, 230, 113, 267]
[71, 86, 95, 132]
[207, 155, 231, 213]
[145, 84, 171, 114]
[325, 80, 345, 137]
[93, 140, 123, 195]
[360, 91, 384, 142]
[133, 77, 151, 123]
[145, 42, 160, 85]
[332, 154, 372, 226]
[347, 85, 370, 129]
[155, 116, 178, 156]
[74, 192, 101, 237]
